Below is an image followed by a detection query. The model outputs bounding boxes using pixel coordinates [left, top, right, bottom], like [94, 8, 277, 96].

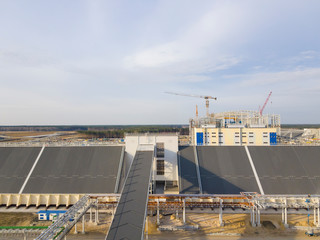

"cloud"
[237, 67, 320, 87]
[123, 2, 248, 82]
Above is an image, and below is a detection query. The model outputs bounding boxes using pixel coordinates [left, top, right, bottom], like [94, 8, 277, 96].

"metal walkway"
[35, 195, 92, 240]
[106, 145, 154, 240]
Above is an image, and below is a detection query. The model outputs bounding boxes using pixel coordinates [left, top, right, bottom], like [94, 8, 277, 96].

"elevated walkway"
[106, 144, 154, 240]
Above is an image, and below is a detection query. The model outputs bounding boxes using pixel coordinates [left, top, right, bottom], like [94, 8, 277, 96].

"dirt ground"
[0, 212, 318, 239]
[145, 212, 317, 239]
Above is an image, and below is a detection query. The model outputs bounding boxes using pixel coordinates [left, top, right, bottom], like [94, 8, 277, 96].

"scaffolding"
[191, 110, 280, 129]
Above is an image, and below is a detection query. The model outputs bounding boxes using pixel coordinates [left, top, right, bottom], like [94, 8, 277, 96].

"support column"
[283, 198, 288, 228]
[282, 207, 284, 223]
[89, 207, 92, 223]
[219, 199, 224, 227]
[74, 217, 78, 234]
[82, 215, 85, 234]
[317, 207, 320, 228]
[257, 208, 261, 227]
[176, 209, 179, 219]
[157, 199, 160, 225]
[183, 198, 186, 224]
[314, 207, 317, 226]
[95, 200, 99, 224]
[251, 205, 256, 227]
[145, 216, 149, 240]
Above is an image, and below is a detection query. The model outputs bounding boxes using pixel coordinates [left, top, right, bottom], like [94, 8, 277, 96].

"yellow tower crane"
[165, 92, 217, 117]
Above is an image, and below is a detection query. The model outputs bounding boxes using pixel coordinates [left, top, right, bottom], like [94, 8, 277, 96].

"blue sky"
[0, 0, 319, 125]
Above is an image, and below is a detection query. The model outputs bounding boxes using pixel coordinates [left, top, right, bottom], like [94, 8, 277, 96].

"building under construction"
[190, 110, 280, 146]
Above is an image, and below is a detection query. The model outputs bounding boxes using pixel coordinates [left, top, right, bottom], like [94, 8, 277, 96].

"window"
[156, 142, 164, 158]
[157, 160, 165, 175]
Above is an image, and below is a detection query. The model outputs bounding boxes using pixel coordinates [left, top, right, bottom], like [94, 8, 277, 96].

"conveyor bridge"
[106, 145, 154, 240]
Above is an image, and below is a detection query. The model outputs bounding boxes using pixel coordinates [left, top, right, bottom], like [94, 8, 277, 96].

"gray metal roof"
[0, 147, 41, 193]
[23, 146, 123, 194]
[249, 146, 320, 194]
[197, 146, 260, 194]
[106, 150, 154, 240]
[178, 146, 200, 194]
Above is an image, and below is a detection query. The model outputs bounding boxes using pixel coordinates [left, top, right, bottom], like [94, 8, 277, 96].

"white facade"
[125, 133, 179, 183]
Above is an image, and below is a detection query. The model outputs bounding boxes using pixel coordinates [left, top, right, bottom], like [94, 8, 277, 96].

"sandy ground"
[0, 212, 318, 239]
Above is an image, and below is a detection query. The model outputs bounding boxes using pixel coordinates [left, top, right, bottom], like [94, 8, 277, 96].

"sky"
[0, 0, 319, 125]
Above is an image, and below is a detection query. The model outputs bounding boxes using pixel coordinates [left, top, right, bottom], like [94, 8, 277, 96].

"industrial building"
[190, 110, 280, 146]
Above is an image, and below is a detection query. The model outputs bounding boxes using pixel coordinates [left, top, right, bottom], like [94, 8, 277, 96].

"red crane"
[259, 91, 272, 115]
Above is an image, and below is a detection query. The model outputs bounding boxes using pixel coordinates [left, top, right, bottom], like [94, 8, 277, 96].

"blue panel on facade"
[270, 132, 277, 145]
[37, 210, 67, 221]
[196, 132, 203, 146]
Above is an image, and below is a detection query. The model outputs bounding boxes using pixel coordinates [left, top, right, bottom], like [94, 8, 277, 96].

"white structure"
[125, 133, 179, 191]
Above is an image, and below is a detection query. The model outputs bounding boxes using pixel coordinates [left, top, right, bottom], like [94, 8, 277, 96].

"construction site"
[0, 93, 320, 240]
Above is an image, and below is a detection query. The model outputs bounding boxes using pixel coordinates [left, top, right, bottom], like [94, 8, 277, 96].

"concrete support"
[176, 209, 179, 219]
[157, 199, 160, 225]
[146, 216, 149, 240]
[95, 200, 99, 224]
[257, 208, 261, 227]
[284, 198, 288, 228]
[82, 215, 85, 234]
[183, 199, 186, 224]
[74, 219, 78, 234]
[314, 207, 317, 226]
[89, 207, 92, 222]
[219, 199, 224, 227]
[318, 207, 320, 228]
[251, 206, 256, 227]
[284, 207, 288, 227]
[282, 208, 284, 223]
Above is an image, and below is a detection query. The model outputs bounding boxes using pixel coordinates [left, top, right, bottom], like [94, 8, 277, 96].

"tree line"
[78, 126, 189, 138]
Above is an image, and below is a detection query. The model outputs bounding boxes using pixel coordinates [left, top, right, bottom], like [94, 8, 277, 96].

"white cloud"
[237, 67, 320, 87]
[123, 2, 247, 81]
